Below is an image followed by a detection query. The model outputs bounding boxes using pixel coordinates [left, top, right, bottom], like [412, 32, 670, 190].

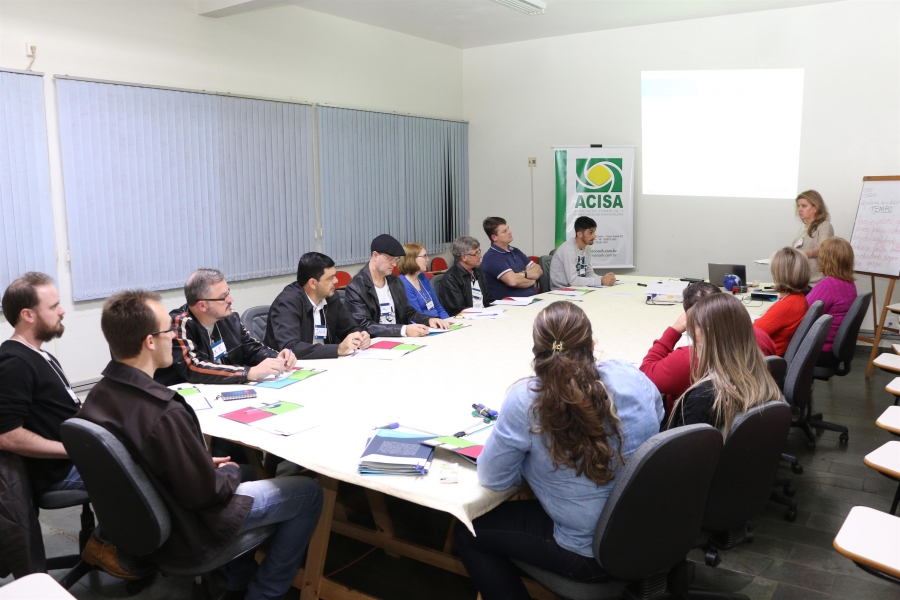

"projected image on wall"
[641, 69, 804, 199]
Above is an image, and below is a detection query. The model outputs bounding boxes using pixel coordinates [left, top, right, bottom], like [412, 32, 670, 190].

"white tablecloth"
[194, 276, 769, 533]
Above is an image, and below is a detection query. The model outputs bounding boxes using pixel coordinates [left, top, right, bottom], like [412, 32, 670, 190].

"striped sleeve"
[173, 313, 249, 385]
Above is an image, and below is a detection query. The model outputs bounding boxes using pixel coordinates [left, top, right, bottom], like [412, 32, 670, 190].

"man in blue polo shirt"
[480, 217, 543, 300]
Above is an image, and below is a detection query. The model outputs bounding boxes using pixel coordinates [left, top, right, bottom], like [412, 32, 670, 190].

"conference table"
[192, 276, 770, 600]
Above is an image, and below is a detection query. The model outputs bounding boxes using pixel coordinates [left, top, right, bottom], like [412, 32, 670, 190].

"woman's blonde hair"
[796, 190, 830, 237]
[398, 242, 425, 276]
[818, 237, 856, 282]
[669, 293, 782, 436]
[770, 247, 810, 294]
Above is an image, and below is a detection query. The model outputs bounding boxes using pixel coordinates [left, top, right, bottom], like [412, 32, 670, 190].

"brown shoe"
[81, 534, 153, 580]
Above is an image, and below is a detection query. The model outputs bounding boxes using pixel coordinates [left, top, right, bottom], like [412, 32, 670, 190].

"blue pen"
[374, 422, 399, 430]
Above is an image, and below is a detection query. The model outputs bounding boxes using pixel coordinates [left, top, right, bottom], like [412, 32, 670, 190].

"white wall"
[463, 0, 900, 326]
[0, 0, 463, 382]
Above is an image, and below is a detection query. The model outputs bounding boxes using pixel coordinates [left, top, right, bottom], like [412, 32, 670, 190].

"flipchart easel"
[847, 176, 900, 377]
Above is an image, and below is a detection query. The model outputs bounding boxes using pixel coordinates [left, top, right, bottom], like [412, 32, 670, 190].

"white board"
[849, 178, 900, 277]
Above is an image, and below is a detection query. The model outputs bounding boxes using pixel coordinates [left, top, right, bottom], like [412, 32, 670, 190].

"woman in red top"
[754, 247, 810, 357]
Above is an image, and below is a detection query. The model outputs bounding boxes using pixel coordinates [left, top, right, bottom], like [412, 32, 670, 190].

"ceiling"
[204, 0, 844, 49]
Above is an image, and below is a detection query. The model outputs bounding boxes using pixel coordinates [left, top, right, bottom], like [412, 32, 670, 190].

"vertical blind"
[318, 107, 469, 266]
[0, 70, 56, 293]
[56, 78, 315, 301]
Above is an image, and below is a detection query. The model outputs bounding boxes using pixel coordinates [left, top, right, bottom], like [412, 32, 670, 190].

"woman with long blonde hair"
[793, 190, 834, 284]
[669, 293, 783, 435]
[456, 302, 663, 600]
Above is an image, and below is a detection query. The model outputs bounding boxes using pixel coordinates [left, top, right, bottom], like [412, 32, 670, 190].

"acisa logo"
[574, 158, 623, 209]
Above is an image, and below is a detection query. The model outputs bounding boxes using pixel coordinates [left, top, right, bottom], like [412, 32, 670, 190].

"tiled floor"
[2, 346, 898, 599]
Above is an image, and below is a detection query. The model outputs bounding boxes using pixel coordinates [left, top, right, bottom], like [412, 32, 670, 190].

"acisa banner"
[554, 147, 635, 268]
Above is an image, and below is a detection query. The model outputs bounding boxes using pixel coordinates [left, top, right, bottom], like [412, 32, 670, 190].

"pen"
[374, 422, 399, 430]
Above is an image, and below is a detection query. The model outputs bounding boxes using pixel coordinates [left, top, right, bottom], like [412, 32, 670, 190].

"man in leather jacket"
[438, 236, 496, 317]
[344, 235, 445, 338]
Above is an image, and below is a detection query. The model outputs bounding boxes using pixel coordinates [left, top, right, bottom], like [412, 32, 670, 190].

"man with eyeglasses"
[154, 268, 295, 386]
[438, 236, 496, 317]
[345, 234, 440, 338]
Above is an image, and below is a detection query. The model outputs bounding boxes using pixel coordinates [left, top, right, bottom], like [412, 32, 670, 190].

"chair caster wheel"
[806, 440, 816, 450]
[745, 530, 754, 543]
[791, 463, 803, 474]
[704, 549, 721, 567]
[784, 509, 797, 522]
[840, 432, 849, 444]
[783, 485, 795, 497]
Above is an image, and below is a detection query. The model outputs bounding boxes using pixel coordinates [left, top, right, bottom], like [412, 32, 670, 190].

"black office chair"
[240, 305, 270, 341]
[699, 402, 792, 566]
[60, 419, 276, 598]
[808, 292, 873, 441]
[537, 255, 552, 293]
[766, 355, 802, 475]
[335, 288, 346, 302]
[430, 273, 444, 299]
[0, 450, 96, 588]
[783, 314, 832, 450]
[511, 425, 747, 600]
[784, 301, 824, 367]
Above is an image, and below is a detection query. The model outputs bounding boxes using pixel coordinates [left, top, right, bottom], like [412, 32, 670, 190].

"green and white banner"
[554, 146, 635, 268]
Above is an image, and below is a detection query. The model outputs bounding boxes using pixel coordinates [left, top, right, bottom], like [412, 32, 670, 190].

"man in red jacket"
[640, 282, 777, 415]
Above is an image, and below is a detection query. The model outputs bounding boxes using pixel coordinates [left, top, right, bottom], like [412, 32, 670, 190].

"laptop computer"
[708, 263, 747, 289]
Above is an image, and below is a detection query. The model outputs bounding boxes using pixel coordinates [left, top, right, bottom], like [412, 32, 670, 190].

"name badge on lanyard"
[793, 238, 804, 249]
[67, 388, 80, 405]
[425, 296, 435, 311]
[211, 339, 227, 361]
[314, 324, 327, 340]
[380, 303, 391, 317]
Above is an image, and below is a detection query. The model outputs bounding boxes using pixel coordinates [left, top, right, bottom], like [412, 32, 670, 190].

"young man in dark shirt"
[0, 272, 82, 493]
[80, 290, 322, 600]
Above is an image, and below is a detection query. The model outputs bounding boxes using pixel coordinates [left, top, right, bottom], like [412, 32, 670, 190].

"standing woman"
[793, 190, 834, 285]
[456, 302, 663, 600]
[806, 237, 858, 366]
[398, 243, 450, 321]
[754, 247, 810, 357]
[668, 293, 783, 434]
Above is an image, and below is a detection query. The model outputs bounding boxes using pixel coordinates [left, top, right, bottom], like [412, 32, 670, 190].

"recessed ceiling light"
[490, 0, 547, 16]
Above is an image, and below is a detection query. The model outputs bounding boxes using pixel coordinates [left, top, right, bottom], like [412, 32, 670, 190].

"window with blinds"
[0, 69, 56, 294]
[318, 106, 469, 266]
[56, 78, 316, 301]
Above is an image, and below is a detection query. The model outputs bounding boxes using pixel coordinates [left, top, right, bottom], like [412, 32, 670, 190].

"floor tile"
[758, 559, 834, 594]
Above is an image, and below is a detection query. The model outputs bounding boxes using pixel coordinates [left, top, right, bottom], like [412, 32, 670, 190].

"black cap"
[371, 234, 404, 257]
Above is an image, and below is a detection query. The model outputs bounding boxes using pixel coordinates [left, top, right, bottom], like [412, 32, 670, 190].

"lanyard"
[11, 336, 78, 403]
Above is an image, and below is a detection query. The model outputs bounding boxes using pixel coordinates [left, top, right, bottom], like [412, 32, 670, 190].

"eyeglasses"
[465, 250, 482, 258]
[150, 325, 177, 336]
[417, 254, 429, 260]
[198, 290, 231, 302]
[379, 254, 401, 265]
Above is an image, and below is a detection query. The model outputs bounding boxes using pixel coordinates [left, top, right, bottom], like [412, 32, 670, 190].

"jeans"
[45, 465, 85, 491]
[455, 500, 609, 600]
[220, 475, 323, 600]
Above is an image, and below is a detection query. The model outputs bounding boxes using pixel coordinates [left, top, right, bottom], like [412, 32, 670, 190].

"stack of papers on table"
[458, 307, 507, 320]
[219, 401, 322, 436]
[254, 367, 325, 389]
[175, 387, 212, 411]
[352, 341, 424, 360]
[359, 428, 436, 475]
[492, 297, 542, 306]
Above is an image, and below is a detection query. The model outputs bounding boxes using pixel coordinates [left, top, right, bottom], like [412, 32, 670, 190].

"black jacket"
[438, 261, 495, 317]
[80, 361, 252, 570]
[344, 265, 431, 337]
[264, 282, 363, 359]
[154, 304, 278, 386]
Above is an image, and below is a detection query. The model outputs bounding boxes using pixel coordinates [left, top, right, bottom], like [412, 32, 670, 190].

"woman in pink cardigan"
[806, 237, 858, 365]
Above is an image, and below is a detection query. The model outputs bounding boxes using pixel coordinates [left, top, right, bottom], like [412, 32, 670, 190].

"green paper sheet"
[288, 369, 319, 381]
[177, 388, 200, 397]
[262, 401, 303, 415]
[393, 344, 422, 352]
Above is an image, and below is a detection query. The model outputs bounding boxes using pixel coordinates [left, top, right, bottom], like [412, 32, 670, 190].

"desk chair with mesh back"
[60, 419, 276, 599]
[240, 305, 270, 342]
[430, 273, 444, 300]
[0, 451, 96, 589]
[808, 292, 873, 442]
[699, 402, 792, 566]
[538, 255, 552, 293]
[511, 425, 748, 600]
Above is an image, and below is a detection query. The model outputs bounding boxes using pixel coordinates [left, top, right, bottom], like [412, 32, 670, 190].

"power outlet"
[527, 157, 537, 167]
[887, 314, 899, 331]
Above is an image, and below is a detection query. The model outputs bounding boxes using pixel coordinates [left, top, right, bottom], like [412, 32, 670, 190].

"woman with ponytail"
[456, 302, 664, 600]
[668, 293, 783, 435]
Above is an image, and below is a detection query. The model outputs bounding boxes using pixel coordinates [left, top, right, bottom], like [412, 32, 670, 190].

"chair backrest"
[593, 424, 722, 581]
[60, 419, 171, 557]
[335, 288, 346, 303]
[538, 255, 552, 292]
[528, 255, 540, 264]
[782, 314, 832, 409]
[784, 301, 823, 366]
[431, 257, 448, 272]
[430, 273, 444, 299]
[240, 305, 270, 341]
[334, 270, 351, 288]
[392, 266, 400, 276]
[702, 402, 792, 531]
[765, 355, 787, 390]
[830, 292, 872, 371]
[549, 248, 556, 256]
